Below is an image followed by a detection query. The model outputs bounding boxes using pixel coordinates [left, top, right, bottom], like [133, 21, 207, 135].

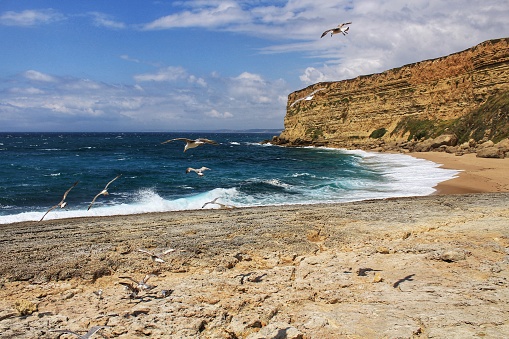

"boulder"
[476, 146, 505, 158]
[479, 140, 495, 148]
[495, 138, 509, 153]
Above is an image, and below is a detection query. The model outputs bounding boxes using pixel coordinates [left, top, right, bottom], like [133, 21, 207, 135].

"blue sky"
[1, 1, 508, 132]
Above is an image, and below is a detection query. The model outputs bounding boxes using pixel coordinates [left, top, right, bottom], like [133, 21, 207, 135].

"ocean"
[0, 132, 459, 224]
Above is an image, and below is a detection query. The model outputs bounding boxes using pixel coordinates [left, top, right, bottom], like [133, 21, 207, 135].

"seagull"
[161, 138, 218, 152]
[87, 174, 122, 210]
[202, 197, 235, 209]
[52, 326, 109, 339]
[119, 274, 156, 291]
[39, 181, 79, 222]
[186, 167, 211, 176]
[289, 88, 326, 107]
[138, 248, 175, 263]
[321, 22, 352, 38]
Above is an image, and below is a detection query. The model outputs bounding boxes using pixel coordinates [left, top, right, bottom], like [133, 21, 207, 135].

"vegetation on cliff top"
[390, 90, 509, 143]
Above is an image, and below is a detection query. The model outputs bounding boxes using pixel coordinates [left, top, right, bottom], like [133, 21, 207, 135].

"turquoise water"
[0, 132, 458, 224]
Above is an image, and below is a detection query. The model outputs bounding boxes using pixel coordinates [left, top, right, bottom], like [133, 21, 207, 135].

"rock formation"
[276, 38, 509, 153]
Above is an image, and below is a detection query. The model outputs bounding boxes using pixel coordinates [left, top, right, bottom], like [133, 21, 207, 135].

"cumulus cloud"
[0, 9, 64, 26]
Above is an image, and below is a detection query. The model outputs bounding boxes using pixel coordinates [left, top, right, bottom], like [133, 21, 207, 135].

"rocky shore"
[270, 135, 509, 159]
[1, 192, 509, 338]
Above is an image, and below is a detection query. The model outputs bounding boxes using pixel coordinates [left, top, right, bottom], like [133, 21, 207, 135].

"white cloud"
[0, 9, 64, 26]
[1, 68, 289, 131]
[205, 109, 233, 118]
[143, 1, 248, 30]
[88, 12, 126, 30]
[8, 87, 45, 95]
[134, 66, 188, 82]
[141, 0, 509, 85]
[24, 70, 57, 82]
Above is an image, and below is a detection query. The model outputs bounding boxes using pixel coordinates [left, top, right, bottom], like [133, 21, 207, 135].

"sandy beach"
[0, 152, 508, 338]
[410, 152, 509, 194]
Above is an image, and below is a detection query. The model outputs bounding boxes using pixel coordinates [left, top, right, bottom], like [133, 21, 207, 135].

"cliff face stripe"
[280, 38, 509, 148]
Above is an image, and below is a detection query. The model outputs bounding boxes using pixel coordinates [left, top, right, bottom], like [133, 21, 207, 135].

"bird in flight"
[290, 88, 326, 107]
[186, 167, 211, 176]
[161, 138, 218, 152]
[39, 181, 79, 222]
[138, 248, 175, 263]
[321, 22, 352, 38]
[88, 174, 122, 210]
[52, 326, 109, 338]
[119, 274, 156, 291]
[202, 197, 235, 209]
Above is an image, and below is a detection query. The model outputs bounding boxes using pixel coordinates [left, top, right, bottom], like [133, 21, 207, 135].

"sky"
[0, 1, 508, 132]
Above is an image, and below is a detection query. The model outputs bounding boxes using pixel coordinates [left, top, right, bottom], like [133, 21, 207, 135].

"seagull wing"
[161, 138, 193, 145]
[138, 248, 154, 256]
[142, 274, 154, 283]
[199, 167, 210, 171]
[87, 192, 102, 211]
[61, 181, 79, 202]
[119, 282, 137, 292]
[119, 276, 139, 284]
[82, 326, 109, 339]
[321, 29, 333, 38]
[161, 248, 176, 255]
[39, 204, 59, 222]
[104, 174, 121, 190]
[196, 138, 218, 145]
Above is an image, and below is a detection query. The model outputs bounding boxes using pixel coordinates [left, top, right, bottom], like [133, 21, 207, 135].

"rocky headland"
[273, 38, 509, 158]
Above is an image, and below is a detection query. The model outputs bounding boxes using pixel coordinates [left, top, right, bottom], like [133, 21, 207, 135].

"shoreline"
[409, 151, 509, 195]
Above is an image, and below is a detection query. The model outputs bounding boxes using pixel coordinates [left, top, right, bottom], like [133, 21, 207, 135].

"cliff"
[277, 38, 509, 150]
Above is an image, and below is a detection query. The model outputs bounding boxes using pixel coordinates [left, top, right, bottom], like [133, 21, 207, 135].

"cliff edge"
[275, 38, 509, 154]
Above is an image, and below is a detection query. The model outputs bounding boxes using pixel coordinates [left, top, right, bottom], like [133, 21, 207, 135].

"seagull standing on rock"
[39, 181, 79, 222]
[161, 138, 218, 152]
[321, 22, 352, 38]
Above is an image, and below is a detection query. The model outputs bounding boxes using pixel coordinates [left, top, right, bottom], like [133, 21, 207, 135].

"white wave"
[0, 187, 239, 224]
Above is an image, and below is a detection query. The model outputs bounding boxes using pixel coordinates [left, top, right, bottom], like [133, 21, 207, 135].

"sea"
[0, 132, 459, 224]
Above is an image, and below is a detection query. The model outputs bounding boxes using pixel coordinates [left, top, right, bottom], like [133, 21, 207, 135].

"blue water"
[0, 132, 459, 224]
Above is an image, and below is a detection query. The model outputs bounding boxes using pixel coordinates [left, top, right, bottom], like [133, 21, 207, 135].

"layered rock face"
[278, 38, 509, 148]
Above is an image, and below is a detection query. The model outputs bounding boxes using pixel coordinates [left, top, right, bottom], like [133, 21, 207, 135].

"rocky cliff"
[276, 38, 509, 150]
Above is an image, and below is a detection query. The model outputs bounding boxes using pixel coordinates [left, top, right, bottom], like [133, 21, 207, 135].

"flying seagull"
[186, 167, 211, 176]
[321, 22, 352, 38]
[161, 138, 218, 152]
[290, 88, 326, 107]
[138, 248, 175, 263]
[87, 174, 122, 210]
[202, 197, 235, 209]
[119, 274, 156, 291]
[52, 326, 110, 339]
[39, 181, 79, 222]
